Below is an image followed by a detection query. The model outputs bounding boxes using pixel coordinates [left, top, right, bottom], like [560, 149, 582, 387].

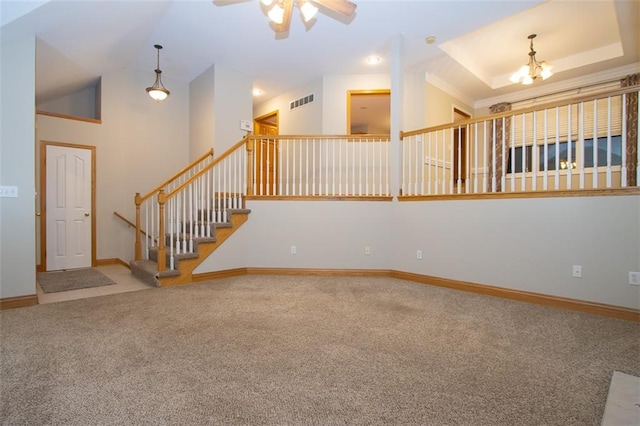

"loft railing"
[400, 86, 639, 196]
[247, 134, 391, 197]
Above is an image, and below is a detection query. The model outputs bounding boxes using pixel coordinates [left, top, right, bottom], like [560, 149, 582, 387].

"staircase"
[129, 139, 251, 287]
[130, 208, 250, 287]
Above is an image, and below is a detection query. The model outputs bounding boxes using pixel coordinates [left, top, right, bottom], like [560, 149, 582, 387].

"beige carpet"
[1, 275, 639, 425]
[37, 268, 116, 293]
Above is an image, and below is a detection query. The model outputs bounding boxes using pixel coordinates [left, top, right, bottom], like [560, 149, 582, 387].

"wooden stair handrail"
[400, 85, 638, 139]
[139, 147, 214, 203]
[166, 136, 249, 200]
[114, 211, 156, 242]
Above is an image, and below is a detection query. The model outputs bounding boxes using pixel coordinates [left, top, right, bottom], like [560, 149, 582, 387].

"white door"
[46, 145, 92, 271]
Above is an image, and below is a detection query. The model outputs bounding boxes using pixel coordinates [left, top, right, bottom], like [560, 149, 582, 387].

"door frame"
[347, 89, 391, 135]
[452, 107, 472, 183]
[39, 141, 97, 271]
[254, 111, 279, 195]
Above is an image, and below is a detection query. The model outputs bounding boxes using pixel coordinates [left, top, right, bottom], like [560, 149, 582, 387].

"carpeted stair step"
[130, 259, 181, 287]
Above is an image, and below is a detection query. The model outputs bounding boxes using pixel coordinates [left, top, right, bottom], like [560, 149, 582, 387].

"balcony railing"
[247, 134, 391, 197]
[400, 86, 639, 196]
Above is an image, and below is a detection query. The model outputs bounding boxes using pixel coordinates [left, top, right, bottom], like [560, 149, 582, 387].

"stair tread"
[130, 207, 251, 286]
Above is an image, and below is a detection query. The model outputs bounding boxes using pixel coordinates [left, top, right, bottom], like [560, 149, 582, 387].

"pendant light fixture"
[146, 44, 170, 102]
[509, 34, 553, 85]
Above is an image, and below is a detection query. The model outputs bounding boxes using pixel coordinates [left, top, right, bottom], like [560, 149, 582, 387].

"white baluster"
[606, 96, 612, 188]
[473, 125, 478, 194]
[592, 99, 598, 189]
[169, 197, 174, 270]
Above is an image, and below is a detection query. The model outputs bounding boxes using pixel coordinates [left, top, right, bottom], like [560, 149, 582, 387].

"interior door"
[45, 144, 93, 271]
[254, 112, 279, 195]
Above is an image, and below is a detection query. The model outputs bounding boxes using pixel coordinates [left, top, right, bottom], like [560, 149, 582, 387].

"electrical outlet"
[629, 272, 640, 286]
[416, 250, 423, 260]
[364, 246, 371, 255]
[290, 246, 296, 255]
[572, 265, 582, 278]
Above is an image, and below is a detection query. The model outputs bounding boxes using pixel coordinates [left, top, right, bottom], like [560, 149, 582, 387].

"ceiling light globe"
[268, 4, 285, 24]
[522, 75, 533, 85]
[366, 55, 381, 65]
[147, 87, 169, 102]
[300, 1, 318, 22]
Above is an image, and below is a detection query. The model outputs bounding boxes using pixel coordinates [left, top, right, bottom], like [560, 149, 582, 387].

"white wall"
[392, 196, 640, 309]
[322, 74, 390, 134]
[213, 66, 253, 153]
[0, 36, 36, 299]
[195, 200, 394, 272]
[254, 78, 324, 135]
[36, 67, 190, 265]
[190, 65, 252, 158]
[37, 84, 98, 119]
[189, 65, 215, 160]
[425, 82, 473, 127]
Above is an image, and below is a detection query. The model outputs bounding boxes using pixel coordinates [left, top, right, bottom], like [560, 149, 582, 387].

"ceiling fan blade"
[274, 0, 294, 33]
[212, 0, 252, 6]
[311, 0, 357, 16]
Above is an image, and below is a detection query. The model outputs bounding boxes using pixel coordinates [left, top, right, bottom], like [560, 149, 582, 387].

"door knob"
[36, 212, 41, 217]
[84, 212, 90, 217]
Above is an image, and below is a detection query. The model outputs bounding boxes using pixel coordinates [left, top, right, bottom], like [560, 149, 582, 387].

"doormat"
[37, 268, 116, 293]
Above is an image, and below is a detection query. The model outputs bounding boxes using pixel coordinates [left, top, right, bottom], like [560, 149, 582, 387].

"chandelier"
[259, 0, 357, 34]
[509, 34, 553, 85]
[146, 44, 170, 102]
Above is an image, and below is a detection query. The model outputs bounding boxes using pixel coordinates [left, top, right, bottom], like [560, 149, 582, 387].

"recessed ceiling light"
[252, 88, 264, 97]
[425, 36, 436, 45]
[365, 55, 381, 65]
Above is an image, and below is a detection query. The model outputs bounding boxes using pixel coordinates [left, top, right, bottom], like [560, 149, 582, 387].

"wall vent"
[290, 93, 315, 110]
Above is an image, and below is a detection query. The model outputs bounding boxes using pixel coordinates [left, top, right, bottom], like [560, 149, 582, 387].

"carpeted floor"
[36, 268, 116, 293]
[1, 275, 638, 425]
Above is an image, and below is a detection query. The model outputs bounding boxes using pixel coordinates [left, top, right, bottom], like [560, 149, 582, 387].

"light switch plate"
[0, 186, 18, 198]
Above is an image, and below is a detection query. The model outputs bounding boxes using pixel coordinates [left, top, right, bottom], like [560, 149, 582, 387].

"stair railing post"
[246, 136, 255, 196]
[134, 192, 142, 261]
[157, 189, 167, 272]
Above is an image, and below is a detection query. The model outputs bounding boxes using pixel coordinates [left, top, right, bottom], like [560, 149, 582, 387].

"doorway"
[40, 142, 96, 271]
[254, 111, 279, 195]
[452, 108, 471, 186]
[347, 90, 390, 135]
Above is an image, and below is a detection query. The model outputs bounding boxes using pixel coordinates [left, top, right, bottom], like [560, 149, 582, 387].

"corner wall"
[1, 36, 36, 299]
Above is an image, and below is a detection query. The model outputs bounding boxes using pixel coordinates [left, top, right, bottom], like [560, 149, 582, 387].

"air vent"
[289, 93, 315, 110]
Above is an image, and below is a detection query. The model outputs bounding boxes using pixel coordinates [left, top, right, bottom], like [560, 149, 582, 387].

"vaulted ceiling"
[1, 0, 638, 109]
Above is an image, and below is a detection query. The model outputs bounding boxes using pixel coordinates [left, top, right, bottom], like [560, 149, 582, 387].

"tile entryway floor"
[36, 264, 151, 304]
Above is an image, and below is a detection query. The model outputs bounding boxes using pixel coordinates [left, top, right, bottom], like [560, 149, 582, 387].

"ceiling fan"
[213, 0, 357, 36]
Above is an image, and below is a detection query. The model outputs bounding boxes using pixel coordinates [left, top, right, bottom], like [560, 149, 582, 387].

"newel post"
[134, 192, 142, 261]
[157, 189, 167, 272]
[246, 137, 255, 196]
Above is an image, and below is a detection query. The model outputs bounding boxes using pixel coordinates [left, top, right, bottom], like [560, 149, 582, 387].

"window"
[508, 135, 623, 174]
[583, 136, 622, 167]
[506, 146, 532, 174]
[539, 141, 577, 171]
